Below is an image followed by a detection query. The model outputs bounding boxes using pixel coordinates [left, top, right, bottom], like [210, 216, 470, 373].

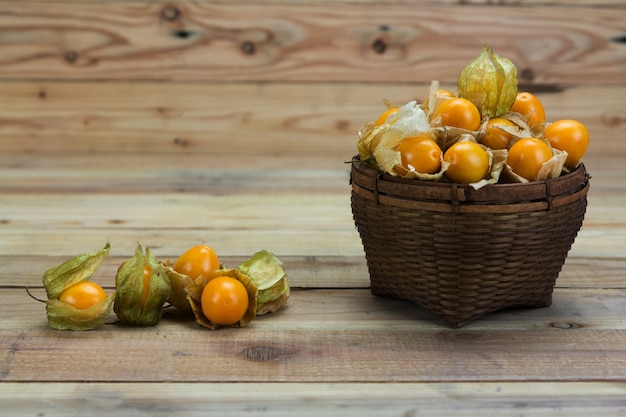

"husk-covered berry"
[458, 45, 518, 119]
[41, 241, 116, 331]
[114, 244, 170, 326]
[237, 250, 290, 315]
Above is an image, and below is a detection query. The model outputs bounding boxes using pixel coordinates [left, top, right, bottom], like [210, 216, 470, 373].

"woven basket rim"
[350, 155, 590, 214]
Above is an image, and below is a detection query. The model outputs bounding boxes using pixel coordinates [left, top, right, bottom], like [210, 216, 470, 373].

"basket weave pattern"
[351, 158, 590, 327]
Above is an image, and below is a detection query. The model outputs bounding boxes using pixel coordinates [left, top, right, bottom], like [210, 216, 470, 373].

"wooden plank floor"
[1, 0, 625, 415]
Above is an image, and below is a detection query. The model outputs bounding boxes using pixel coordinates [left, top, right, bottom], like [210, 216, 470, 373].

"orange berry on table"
[201, 276, 249, 326]
[172, 245, 220, 280]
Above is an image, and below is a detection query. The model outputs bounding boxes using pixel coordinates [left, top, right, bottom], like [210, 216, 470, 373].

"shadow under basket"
[350, 157, 590, 327]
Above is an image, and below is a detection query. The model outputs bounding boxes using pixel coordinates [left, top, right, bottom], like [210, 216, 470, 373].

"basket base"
[370, 284, 553, 328]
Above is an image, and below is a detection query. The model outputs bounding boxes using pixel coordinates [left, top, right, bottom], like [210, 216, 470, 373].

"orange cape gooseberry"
[172, 245, 220, 280]
[374, 107, 398, 126]
[431, 97, 481, 131]
[201, 276, 249, 326]
[543, 119, 589, 168]
[510, 92, 546, 130]
[59, 281, 107, 310]
[395, 135, 442, 175]
[507, 137, 553, 181]
[443, 141, 489, 184]
[482, 117, 517, 150]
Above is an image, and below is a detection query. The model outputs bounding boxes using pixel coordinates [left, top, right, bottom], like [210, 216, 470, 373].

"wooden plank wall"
[0, 0, 625, 257]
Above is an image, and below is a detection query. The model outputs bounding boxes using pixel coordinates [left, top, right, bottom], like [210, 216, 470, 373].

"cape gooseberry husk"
[162, 265, 195, 313]
[185, 268, 258, 330]
[41, 241, 116, 331]
[237, 250, 290, 315]
[458, 45, 518, 119]
[114, 243, 171, 326]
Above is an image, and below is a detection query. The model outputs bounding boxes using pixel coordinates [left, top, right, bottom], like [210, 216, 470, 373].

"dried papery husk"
[162, 263, 195, 313]
[43, 241, 110, 300]
[431, 117, 488, 153]
[457, 45, 518, 119]
[357, 101, 431, 165]
[237, 250, 290, 315]
[114, 244, 171, 326]
[423, 80, 456, 119]
[46, 292, 116, 331]
[41, 241, 115, 331]
[392, 157, 451, 181]
[161, 260, 226, 313]
[357, 124, 386, 165]
[503, 146, 568, 183]
[494, 112, 534, 148]
[185, 269, 258, 330]
[471, 148, 508, 190]
[357, 99, 398, 162]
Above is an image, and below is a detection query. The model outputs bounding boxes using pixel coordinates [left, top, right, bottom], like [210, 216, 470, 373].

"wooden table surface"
[1, 1, 625, 415]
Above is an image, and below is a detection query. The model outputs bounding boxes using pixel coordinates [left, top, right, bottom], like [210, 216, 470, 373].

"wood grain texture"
[0, 0, 625, 415]
[2, 288, 626, 382]
[2, 254, 625, 290]
[0, 2, 623, 83]
[1, 382, 624, 417]
[0, 81, 624, 196]
[0, 191, 624, 261]
[1, 82, 623, 157]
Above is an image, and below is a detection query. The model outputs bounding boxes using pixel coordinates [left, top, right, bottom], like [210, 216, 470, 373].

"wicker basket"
[350, 156, 590, 327]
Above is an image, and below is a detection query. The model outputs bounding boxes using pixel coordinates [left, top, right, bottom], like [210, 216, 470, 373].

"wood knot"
[610, 35, 626, 44]
[371, 38, 388, 54]
[240, 40, 256, 55]
[172, 29, 193, 39]
[550, 322, 583, 329]
[602, 112, 624, 128]
[64, 50, 78, 64]
[520, 67, 535, 82]
[161, 5, 181, 22]
[173, 137, 190, 147]
[240, 345, 296, 362]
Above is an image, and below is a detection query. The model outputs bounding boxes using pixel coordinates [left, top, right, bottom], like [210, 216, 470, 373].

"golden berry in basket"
[431, 98, 481, 131]
[507, 137, 553, 181]
[510, 92, 546, 132]
[543, 119, 589, 169]
[443, 141, 489, 183]
[395, 135, 442, 175]
[482, 117, 517, 150]
[374, 107, 398, 126]
[421, 89, 456, 113]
